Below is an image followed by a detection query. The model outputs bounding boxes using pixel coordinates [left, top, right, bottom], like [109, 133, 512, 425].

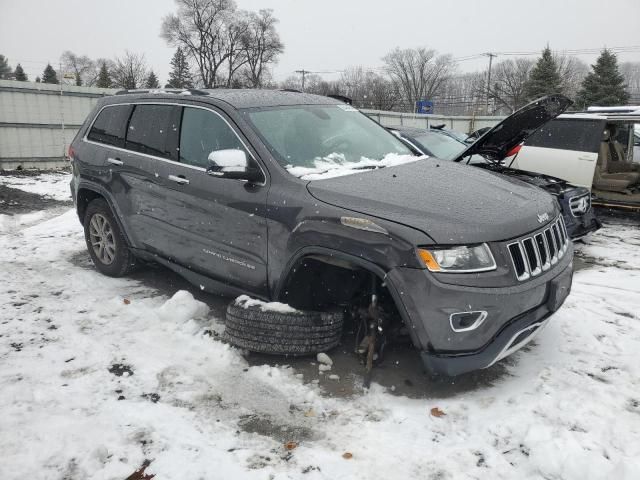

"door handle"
[578, 156, 594, 162]
[107, 157, 123, 166]
[168, 174, 190, 185]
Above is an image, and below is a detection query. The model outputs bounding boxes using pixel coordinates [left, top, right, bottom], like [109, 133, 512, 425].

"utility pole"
[295, 69, 310, 92]
[484, 53, 497, 115]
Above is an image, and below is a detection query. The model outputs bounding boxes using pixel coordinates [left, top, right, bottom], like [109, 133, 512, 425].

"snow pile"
[286, 152, 426, 180]
[157, 290, 210, 323]
[1, 174, 640, 479]
[234, 294, 298, 313]
[0, 172, 72, 201]
[316, 353, 333, 366]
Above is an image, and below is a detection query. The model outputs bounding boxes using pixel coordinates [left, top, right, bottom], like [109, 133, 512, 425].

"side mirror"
[206, 149, 263, 182]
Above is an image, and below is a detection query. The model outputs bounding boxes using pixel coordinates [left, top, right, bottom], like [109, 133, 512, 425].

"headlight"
[417, 244, 496, 273]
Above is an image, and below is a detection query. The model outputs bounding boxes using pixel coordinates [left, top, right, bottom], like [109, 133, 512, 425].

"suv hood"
[307, 160, 559, 244]
[453, 94, 572, 162]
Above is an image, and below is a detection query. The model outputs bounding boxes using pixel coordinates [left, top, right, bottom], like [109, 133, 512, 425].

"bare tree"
[161, 0, 237, 88]
[620, 61, 640, 101]
[383, 47, 456, 112]
[111, 52, 149, 89]
[554, 54, 588, 99]
[339, 66, 367, 100]
[361, 72, 399, 110]
[434, 72, 486, 115]
[221, 10, 251, 86]
[241, 9, 284, 88]
[336, 68, 399, 110]
[490, 58, 534, 113]
[60, 51, 95, 86]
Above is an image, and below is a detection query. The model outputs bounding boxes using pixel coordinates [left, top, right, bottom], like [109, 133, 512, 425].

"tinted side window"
[87, 105, 132, 147]
[525, 119, 603, 153]
[126, 105, 178, 159]
[179, 107, 247, 168]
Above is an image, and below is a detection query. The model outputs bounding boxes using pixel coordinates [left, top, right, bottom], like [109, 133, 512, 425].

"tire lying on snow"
[224, 299, 344, 355]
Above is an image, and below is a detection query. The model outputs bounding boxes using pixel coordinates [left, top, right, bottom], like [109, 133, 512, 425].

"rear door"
[512, 118, 604, 189]
[143, 104, 270, 295]
[83, 103, 152, 246]
[118, 103, 181, 253]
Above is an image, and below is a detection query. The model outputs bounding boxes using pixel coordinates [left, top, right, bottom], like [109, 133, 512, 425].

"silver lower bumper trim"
[486, 318, 550, 368]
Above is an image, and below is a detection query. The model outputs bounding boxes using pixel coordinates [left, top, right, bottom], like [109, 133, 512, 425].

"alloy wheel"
[89, 213, 116, 265]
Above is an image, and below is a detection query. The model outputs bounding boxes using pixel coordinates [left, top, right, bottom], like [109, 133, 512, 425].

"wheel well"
[279, 254, 395, 311]
[76, 188, 104, 222]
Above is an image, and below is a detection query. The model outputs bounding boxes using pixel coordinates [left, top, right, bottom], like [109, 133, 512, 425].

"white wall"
[361, 109, 504, 134]
[0, 80, 116, 170]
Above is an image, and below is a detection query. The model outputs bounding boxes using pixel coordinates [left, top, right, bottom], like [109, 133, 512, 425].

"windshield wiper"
[351, 165, 384, 170]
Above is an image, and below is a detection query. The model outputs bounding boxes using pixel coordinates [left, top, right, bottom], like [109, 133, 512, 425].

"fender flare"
[76, 180, 135, 248]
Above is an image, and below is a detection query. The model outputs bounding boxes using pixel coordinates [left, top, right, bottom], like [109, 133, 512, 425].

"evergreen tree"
[165, 47, 193, 89]
[525, 46, 563, 100]
[576, 49, 630, 108]
[96, 62, 112, 88]
[14, 64, 28, 81]
[42, 63, 59, 84]
[0, 55, 12, 79]
[145, 70, 160, 89]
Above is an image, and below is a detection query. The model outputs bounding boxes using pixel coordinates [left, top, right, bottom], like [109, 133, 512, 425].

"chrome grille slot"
[545, 229, 557, 262]
[508, 243, 529, 281]
[534, 233, 550, 270]
[522, 238, 541, 276]
[507, 215, 569, 281]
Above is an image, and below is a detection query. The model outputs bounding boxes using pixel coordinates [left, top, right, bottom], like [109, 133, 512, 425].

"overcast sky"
[1, 0, 639, 85]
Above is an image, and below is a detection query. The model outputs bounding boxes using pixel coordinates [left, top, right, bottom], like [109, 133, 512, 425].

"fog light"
[449, 311, 487, 332]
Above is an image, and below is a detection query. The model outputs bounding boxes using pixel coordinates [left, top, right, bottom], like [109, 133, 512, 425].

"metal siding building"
[0, 80, 116, 170]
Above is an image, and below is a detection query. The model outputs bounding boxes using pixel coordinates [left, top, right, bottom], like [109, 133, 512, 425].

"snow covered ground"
[1, 174, 639, 479]
[0, 171, 72, 202]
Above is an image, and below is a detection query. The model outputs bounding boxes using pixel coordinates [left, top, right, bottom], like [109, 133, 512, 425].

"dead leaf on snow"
[123, 298, 131, 305]
[430, 407, 446, 417]
[342, 452, 353, 459]
[284, 441, 298, 450]
[304, 409, 316, 417]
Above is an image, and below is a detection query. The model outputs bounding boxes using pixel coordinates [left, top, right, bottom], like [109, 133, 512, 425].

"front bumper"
[563, 211, 601, 240]
[386, 250, 573, 376]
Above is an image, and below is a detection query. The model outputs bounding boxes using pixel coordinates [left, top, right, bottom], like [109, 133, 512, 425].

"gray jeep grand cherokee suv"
[69, 89, 573, 376]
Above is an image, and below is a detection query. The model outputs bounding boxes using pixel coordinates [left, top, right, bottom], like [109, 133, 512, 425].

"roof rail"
[114, 88, 209, 96]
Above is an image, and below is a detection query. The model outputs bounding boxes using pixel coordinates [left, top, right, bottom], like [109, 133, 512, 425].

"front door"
[143, 104, 269, 295]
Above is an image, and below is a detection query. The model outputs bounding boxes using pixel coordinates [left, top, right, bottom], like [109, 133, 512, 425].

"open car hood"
[452, 94, 572, 163]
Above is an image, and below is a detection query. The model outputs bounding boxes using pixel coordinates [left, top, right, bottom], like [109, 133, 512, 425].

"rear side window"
[126, 104, 178, 159]
[87, 105, 132, 147]
[525, 119, 603, 153]
[179, 107, 247, 168]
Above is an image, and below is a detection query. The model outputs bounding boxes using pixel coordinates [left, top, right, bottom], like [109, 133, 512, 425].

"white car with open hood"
[509, 109, 640, 209]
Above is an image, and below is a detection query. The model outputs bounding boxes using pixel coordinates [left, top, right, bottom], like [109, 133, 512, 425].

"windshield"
[244, 105, 417, 179]
[411, 131, 467, 160]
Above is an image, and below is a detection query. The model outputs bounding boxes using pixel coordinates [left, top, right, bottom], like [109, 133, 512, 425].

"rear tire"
[224, 302, 344, 355]
[83, 198, 137, 277]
